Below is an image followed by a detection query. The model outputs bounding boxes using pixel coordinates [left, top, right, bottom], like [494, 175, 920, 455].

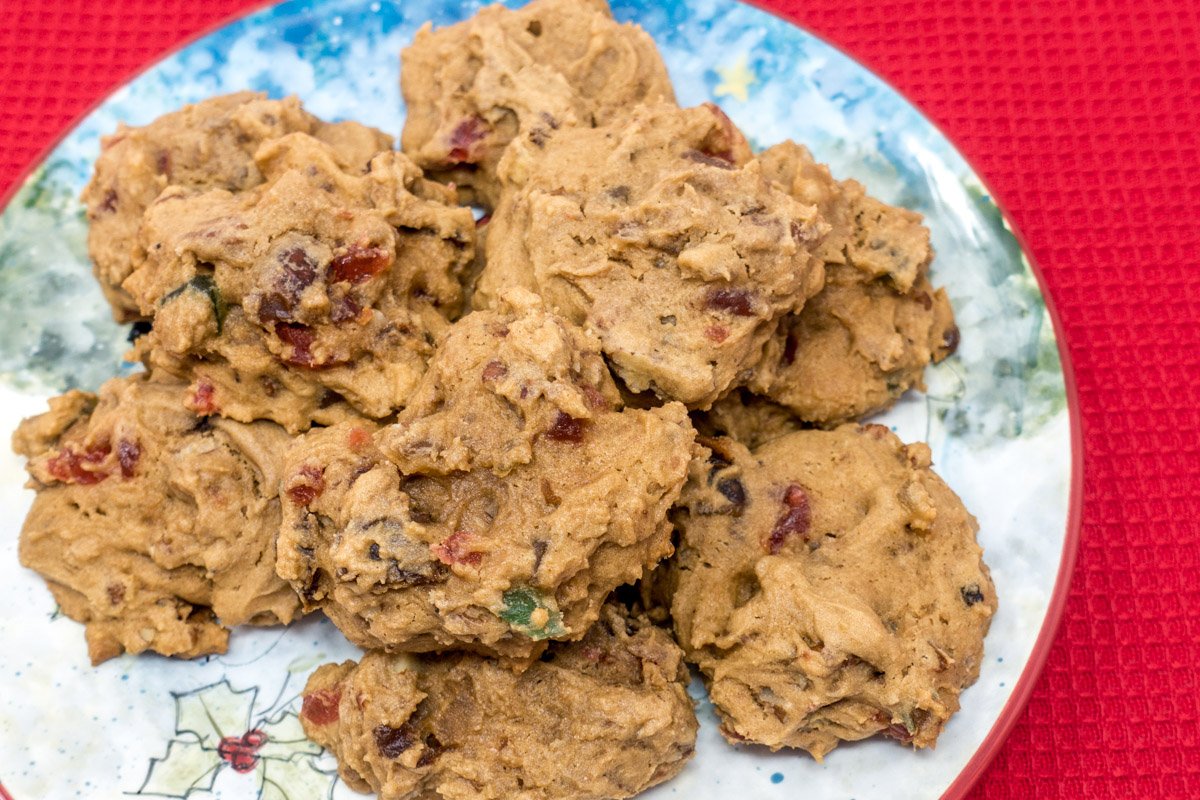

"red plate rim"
[0, 2, 1085, 798]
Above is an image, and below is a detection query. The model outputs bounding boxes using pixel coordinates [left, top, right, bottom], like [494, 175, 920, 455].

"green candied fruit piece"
[498, 587, 565, 640]
[163, 273, 228, 333]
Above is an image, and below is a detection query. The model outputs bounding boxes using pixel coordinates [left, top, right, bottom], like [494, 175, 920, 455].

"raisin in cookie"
[13, 374, 300, 665]
[477, 103, 827, 408]
[126, 131, 474, 432]
[276, 291, 696, 660]
[82, 92, 391, 320]
[400, 0, 674, 207]
[669, 425, 995, 758]
[748, 141, 957, 425]
[300, 604, 696, 800]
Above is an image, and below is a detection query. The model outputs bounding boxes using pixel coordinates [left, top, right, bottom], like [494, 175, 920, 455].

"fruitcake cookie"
[400, 0, 674, 207]
[13, 374, 300, 665]
[748, 142, 958, 425]
[126, 131, 475, 432]
[478, 103, 827, 408]
[669, 425, 995, 758]
[276, 291, 696, 660]
[300, 604, 697, 800]
[82, 91, 392, 320]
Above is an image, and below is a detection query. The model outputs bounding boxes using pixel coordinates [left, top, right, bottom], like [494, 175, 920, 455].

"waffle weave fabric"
[0, 0, 1197, 797]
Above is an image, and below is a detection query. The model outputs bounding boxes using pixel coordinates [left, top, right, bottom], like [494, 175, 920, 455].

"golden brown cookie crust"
[669, 425, 995, 759]
[81, 92, 392, 321]
[478, 104, 827, 408]
[749, 141, 958, 425]
[124, 131, 474, 432]
[300, 604, 697, 800]
[276, 293, 696, 660]
[400, 0, 675, 207]
[14, 373, 300, 665]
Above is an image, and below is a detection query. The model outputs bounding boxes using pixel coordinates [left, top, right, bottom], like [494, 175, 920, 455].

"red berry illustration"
[216, 729, 268, 774]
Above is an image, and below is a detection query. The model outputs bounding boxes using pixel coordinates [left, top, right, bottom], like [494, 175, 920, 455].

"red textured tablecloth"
[1, 0, 1197, 797]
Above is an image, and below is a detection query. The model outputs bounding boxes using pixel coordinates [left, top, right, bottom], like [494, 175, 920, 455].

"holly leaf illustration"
[174, 680, 258, 748]
[257, 710, 322, 761]
[257, 753, 339, 800]
[135, 739, 220, 798]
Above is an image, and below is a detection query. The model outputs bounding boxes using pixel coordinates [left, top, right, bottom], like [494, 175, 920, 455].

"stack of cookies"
[12, 0, 996, 797]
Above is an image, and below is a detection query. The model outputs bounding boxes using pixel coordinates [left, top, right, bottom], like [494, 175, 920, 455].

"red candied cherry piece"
[301, 687, 342, 726]
[286, 464, 326, 507]
[705, 287, 757, 317]
[275, 322, 317, 367]
[46, 442, 112, 485]
[432, 530, 484, 567]
[766, 483, 811, 554]
[544, 411, 586, 444]
[329, 245, 392, 285]
[445, 116, 490, 164]
[188, 378, 219, 416]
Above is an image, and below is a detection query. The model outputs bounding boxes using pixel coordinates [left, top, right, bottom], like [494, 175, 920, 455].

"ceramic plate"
[0, 1, 1080, 798]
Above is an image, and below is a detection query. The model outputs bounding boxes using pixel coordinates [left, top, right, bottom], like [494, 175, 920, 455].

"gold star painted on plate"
[714, 55, 757, 103]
